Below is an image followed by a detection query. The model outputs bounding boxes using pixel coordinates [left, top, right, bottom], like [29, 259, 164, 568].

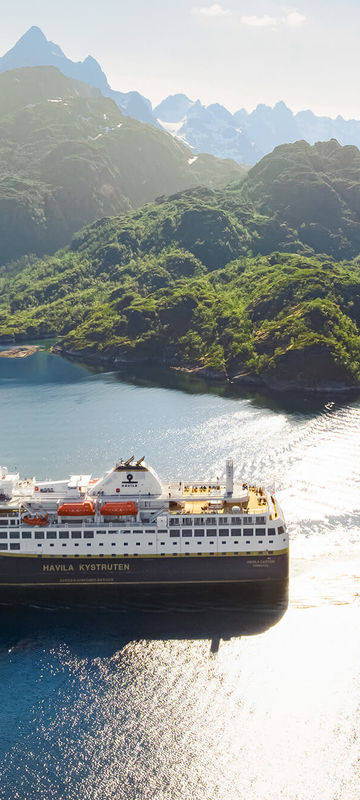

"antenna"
[136, 456, 145, 466]
[124, 455, 134, 466]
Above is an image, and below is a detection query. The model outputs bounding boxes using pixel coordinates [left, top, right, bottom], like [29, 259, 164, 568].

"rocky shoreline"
[54, 346, 360, 394]
[0, 345, 39, 359]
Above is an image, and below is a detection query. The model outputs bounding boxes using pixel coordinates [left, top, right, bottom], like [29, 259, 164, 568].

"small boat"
[57, 501, 95, 517]
[100, 501, 138, 516]
[23, 514, 48, 526]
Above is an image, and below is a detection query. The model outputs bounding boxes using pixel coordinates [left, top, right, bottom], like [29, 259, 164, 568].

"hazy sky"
[0, 0, 359, 117]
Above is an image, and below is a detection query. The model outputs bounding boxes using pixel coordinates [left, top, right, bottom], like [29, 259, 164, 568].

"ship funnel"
[226, 458, 233, 496]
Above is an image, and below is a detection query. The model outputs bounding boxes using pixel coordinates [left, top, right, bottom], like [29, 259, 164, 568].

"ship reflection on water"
[0, 582, 288, 656]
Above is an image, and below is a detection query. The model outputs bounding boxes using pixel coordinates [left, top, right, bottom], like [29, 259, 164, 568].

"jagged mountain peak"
[0, 27, 155, 124]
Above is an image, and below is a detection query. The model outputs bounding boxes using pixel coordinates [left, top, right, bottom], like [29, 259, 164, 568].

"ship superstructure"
[0, 458, 288, 586]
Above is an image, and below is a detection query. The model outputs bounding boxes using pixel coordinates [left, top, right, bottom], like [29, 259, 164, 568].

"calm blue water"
[0, 345, 359, 800]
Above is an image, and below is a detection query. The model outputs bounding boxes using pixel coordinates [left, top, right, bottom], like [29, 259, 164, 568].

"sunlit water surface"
[0, 346, 359, 799]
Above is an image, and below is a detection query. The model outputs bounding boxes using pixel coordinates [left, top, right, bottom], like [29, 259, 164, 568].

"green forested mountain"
[1, 166, 360, 388]
[0, 66, 245, 264]
[242, 139, 360, 258]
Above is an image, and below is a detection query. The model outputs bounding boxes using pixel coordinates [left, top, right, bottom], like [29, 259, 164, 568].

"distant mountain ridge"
[0, 26, 156, 124]
[3, 28, 360, 164]
[155, 95, 360, 165]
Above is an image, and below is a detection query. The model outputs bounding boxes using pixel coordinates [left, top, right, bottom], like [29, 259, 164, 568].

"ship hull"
[0, 551, 289, 587]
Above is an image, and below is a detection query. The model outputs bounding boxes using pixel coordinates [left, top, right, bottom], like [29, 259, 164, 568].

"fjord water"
[0, 346, 359, 800]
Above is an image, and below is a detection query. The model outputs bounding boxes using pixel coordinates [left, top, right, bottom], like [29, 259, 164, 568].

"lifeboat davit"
[58, 501, 95, 517]
[100, 502, 138, 516]
[23, 514, 48, 526]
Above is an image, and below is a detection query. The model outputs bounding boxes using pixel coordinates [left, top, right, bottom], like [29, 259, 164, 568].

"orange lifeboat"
[23, 514, 48, 526]
[100, 502, 138, 516]
[58, 501, 95, 517]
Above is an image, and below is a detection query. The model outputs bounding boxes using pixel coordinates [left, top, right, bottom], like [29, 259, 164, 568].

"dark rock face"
[265, 343, 356, 389]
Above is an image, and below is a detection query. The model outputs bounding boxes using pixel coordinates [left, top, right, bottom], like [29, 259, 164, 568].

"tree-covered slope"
[0, 66, 245, 264]
[242, 139, 360, 258]
[1, 200, 360, 388]
[2, 139, 360, 388]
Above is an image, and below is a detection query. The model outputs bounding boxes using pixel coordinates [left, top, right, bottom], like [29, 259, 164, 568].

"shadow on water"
[0, 582, 288, 656]
[2, 341, 359, 415]
[65, 356, 360, 415]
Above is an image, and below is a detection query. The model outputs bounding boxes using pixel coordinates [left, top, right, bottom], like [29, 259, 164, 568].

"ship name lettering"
[42, 564, 74, 572]
[78, 562, 130, 572]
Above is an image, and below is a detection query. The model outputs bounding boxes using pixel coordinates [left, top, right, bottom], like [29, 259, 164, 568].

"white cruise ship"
[0, 457, 288, 587]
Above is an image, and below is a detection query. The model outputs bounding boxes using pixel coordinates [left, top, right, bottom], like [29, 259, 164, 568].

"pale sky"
[0, 0, 359, 118]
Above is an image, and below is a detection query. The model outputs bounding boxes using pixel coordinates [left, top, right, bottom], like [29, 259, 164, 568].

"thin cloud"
[241, 14, 277, 27]
[192, 4, 230, 17]
[241, 10, 306, 28]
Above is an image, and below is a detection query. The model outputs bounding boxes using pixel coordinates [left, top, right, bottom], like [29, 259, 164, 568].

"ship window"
[205, 518, 216, 525]
[136, 543, 140, 546]
[124, 542, 128, 546]
[0, 521, 8, 526]
[231, 517, 242, 524]
[258, 540, 263, 544]
[35, 532, 44, 540]
[112, 543, 116, 547]
[170, 531, 180, 538]
[278, 526, 284, 534]
[182, 531, 192, 537]
[0, 543, 8, 550]
[10, 532, 20, 539]
[122, 530, 132, 534]
[145, 529, 155, 534]
[46, 531, 56, 540]
[269, 540, 274, 544]
[37, 543, 42, 548]
[50, 544, 54, 548]
[84, 531, 94, 539]
[255, 528, 266, 536]
[87, 543, 92, 547]
[257, 516, 266, 524]
[59, 531, 69, 539]
[219, 528, 229, 535]
[231, 529, 241, 536]
[184, 541, 190, 545]
[222, 541, 228, 545]
[246, 540, 251, 544]
[181, 519, 192, 527]
[244, 528, 253, 536]
[158, 529, 168, 533]
[233, 540, 239, 544]
[208, 541, 215, 545]
[243, 516, 253, 524]
[160, 541, 165, 546]
[0, 533, 8, 539]
[169, 519, 180, 526]
[96, 530, 106, 534]
[71, 531, 81, 539]
[194, 529, 204, 536]
[173, 541, 178, 545]
[206, 529, 216, 536]
[98, 543, 104, 547]
[222, 517, 228, 524]
[22, 532, 32, 539]
[148, 542, 153, 546]
[197, 542, 203, 546]
[268, 528, 276, 535]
